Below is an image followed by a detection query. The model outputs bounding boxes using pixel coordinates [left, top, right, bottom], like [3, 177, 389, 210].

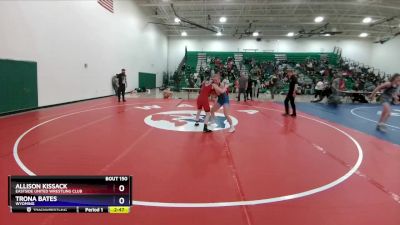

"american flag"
[98, 0, 113, 13]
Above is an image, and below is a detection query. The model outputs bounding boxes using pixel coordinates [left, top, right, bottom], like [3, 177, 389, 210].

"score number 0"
[118, 184, 126, 205]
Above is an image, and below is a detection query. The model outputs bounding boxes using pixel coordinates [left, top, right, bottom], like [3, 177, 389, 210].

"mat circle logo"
[144, 110, 238, 132]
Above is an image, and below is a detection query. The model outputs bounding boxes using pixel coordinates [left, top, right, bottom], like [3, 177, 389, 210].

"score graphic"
[8, 176, 132, 213]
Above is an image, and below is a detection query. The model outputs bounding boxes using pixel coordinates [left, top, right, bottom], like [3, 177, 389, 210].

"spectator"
[254, 78, 261, 98]
[238, 73, 248, 102]
[112, 75, 118, 95]
[313, 80, 325, 101]
[327, 74, 343, 104]
[116, 69, 127, 102]
[269, 74, 278, 99]
[247, 79, 253, 101]
[163, 88, 173, 99]
[312, 81, 331, 103]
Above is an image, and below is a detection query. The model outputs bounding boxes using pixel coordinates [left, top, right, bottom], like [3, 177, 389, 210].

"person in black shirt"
[116, 69, 127, 102]
[237, 73, 248, 102]
[246, 79, 253, 101]
[283, 71, 298, 117]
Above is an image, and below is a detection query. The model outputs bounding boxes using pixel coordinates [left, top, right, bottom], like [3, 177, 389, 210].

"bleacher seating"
[185, 51, 339, 73]
[173, 51, 340, 90]
[169, 47, 386, 96]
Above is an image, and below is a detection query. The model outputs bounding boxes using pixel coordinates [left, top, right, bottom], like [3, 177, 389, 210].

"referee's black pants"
[117, 84, 126, 102]
[284, 94, 296, 115]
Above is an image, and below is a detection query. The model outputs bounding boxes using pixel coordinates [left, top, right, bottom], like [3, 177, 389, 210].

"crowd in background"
[173, 53, 394, 104]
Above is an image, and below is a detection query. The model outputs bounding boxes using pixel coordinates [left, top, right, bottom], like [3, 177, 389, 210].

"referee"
[283, 70, 298, 117]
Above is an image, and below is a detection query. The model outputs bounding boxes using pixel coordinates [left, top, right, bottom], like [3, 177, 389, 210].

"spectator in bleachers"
[195, 74, 202, 88]
[188, 75, 195, 88]
[350, 80, 368, 103]
[215, 57, 222, 70]
[178, 52, 386, 104]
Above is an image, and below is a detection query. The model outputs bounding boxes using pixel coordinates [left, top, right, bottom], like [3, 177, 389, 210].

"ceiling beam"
[160, 30, 389, 35]
[147, 13, 387, 21]
[152, 21, 395, 27]
[166, 34, 375, 38]
[138, 1, 400, 11]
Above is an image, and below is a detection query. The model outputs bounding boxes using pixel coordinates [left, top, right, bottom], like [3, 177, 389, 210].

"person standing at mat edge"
[237, 73, 248, 102]
[369, 73, 400, 132]
[117, 69, 127, 102]
[283, 70, 298, 117]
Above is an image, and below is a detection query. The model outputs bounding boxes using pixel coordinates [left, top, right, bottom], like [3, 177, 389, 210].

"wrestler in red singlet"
[195, 80, 214, 132]
[197, 81, 213, 112]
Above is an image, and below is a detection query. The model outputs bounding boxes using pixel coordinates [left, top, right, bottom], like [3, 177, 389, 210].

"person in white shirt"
[314, 80, 325, 100]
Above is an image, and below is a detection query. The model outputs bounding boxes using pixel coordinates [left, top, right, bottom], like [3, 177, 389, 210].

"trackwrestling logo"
[144, 110, 238, 132]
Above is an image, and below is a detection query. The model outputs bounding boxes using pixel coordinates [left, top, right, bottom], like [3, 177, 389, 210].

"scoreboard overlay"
[8, 176, 132, 213]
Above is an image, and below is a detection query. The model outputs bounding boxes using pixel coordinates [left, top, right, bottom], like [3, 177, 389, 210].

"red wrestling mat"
[1, 97, 399, 225]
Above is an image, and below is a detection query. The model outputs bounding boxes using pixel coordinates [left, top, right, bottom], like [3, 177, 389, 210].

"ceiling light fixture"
[219, 17, 227, 23]
[287, 32, 295, 37]
[253, 32, 259, 37]
[216, 32, 222, 36]
[362, 17, 372, 23]
[174, 17, 181, 23]
[314, 16, 324, 23]
[359, 32, 368, 37]
[181, 31, 187, 36]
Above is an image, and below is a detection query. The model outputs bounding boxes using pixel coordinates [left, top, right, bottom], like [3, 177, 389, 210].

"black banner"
[9, 176, 132, 213]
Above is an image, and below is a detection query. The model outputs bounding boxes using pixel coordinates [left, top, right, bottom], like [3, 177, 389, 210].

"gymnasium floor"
[1, 95, 399, 225]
